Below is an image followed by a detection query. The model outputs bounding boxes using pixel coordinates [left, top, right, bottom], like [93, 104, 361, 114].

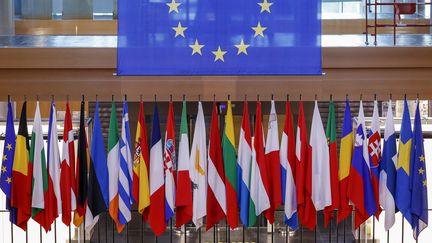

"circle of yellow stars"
[1, 143, 13, 184]
[166, 0, 273, 62]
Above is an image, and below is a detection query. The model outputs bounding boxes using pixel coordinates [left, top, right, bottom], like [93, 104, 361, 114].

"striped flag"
[310, 101, 331, 213]
[206, 101, 227, 230]
[107, 101, 122, 232]
[0, 99, 17, 225]
[175, 100, 192, 227]
[31, 101, 52, 232]
[133, 101, 150, 216]
[222, 99, 239, 229]
[46, 101, 62, 226]
[85, 100, 109, 231]
[73, 100, 89, 227]
[324, 100, 339, 227]
[379, 99, 397, 230]
[250, 101, 270, 220]
[118, 99, 133, 230]
[411, 100, 428, 240]
[61, 101, 77, 226]
[189, 101, 207, 229]
[236, 101, 255, 227]
[395, 99, 413, 226]
[148, 102, 166, 236]
[280, 100, 298, 229]
[337, 98, 353, 224]
[264, 99, 282, 224]
[296, 101, 316, 230]
[348, 101, 377, 229]
[164, 101, 176, 223]
[368, 100, 382, 218]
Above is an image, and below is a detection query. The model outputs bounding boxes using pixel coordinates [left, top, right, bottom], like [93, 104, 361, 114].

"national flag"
[337, 98, 353, 224]
[250, 101, 270, 220]
[310, 101, 331, 215]
[410, 100, 428, 240]
[324, 100, 339, 227]
[206, 101, 227, 230]
[296, 101, 316, 230]
[189, 101, 207, 229]
[280, 100, 297, 229]
[379, 99, 397, 230]
[222, 99, 239, 229]
[73, 100, 89, 227]
[61, 101, 77, 226]
[46, 101, 62, 227]
[347, 101, 377, 229]
[11, 102, 31, 231]
[395, 99, 413, 226]
[107, 101, 122, 232]
[85, 100, 109, 231]
[368, 100, 382, 218]
[0, 99, 17, 225]
[31, 101, 51, 232]
[175, 100, 192, 228]
[236, 101, 255, 227]
[148, 102, 166, 236]
[133, 100, 150, 216]
[118, 99, 133, 230]
[164, 101, 176, 223]
[263, 99, 282, 224]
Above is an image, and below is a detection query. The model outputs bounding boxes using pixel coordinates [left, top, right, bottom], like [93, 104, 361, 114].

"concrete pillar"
[21, 0, 52, 19]
[0, 0, 15, 35]
[63, 0, 93, 19]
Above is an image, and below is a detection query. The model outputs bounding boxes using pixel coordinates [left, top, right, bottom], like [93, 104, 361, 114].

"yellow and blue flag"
[0, 100, 17, 224]
[117, 0, 321, 75]
[410, 101, 428, 240]
[395, 99, 413, 225]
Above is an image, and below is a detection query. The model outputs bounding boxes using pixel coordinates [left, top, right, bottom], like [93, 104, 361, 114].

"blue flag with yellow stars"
[117, 0, 321, 75]
[410, 100, 428, 240]
[0, 100, 17, 224]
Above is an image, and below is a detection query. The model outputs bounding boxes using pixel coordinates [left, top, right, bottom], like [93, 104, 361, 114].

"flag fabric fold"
[189, 101, 207, 229]
[223, 99, 239, 229]
[379, 99, 397, 230]
[263, 100, 282, 224]
[337, 98, 353, 224]
[118, 100, 134, 230]
[86, 100, 109, 231]
[410, 100, 428, 240]
[0, 100, 17, 225]
[348, 101, 377, 229]
[236, 101, 255, 227]
[280, 100, 298, 229]
[324, 100, 339, 227]
[164, 101, 176, 223]
[206, 101, 227, 230]
[148, 102, 166, 236]
[175, 100, 193, 227]
[368, 100, 382, 218]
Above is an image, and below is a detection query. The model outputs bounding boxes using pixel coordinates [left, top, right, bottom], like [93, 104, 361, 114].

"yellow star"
[419, 155, 425, 162]
[252, 22, 267, 37]
[166, 0, 181, 13]
[419, 167, 425, 175]
[1, 166, 6, 173]
[234, 40, 250, 55]
[189, 39, 204, 55]
[423, 180, 427, 187]
[6, 177, 11, 184]
[172, 22, 187, 38]
[6, 143, 12, 151]
[2, 154, 6, 161]
[212, 46, 227, 62]
[258, 0, 273, 13]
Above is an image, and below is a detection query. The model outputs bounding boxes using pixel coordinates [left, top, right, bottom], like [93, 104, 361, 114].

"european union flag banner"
[117, 0, 321, 75]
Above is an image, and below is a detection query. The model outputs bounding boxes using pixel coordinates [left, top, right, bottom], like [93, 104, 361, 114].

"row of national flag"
[0, 98, 428, 240]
